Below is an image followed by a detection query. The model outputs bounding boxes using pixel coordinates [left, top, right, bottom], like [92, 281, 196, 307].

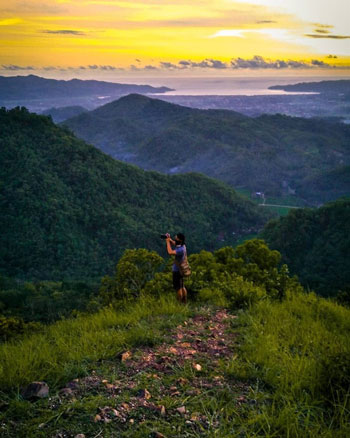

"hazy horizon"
[2, 73, 350, 97]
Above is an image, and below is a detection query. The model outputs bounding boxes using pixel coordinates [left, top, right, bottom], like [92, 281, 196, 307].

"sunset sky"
[1, 0, 349, 78]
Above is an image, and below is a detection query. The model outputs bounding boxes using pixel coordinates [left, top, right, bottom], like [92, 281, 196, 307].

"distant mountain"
[42, 105, 88, 123]
[0, 75, 172, 100]
[269, 80, 350, 94]
[63, 94, 350, 204]
[0, 107, 270, 280]
[262, 198, 350, 296]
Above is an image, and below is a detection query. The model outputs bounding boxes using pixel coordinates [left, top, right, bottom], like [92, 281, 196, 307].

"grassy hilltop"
[0, 241, 349, 438]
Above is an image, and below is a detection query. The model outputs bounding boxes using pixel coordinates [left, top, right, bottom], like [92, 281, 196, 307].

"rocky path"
[47, 307, 251, 438]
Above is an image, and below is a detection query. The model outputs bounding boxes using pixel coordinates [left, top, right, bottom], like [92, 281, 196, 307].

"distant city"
[153, 93, 350, 124]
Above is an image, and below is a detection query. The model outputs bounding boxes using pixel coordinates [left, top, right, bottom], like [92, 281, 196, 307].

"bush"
[0, 315, 42, 342]
[100, 248, 165, 303]
[221, 276, 267, 309]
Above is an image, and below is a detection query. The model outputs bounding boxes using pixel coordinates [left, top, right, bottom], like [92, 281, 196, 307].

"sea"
[109, 75, 350, 96]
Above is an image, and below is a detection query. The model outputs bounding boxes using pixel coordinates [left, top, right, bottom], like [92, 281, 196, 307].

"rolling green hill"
[261, 198, 350, 296]
[0, 107, 270, 280]
[296, 165, 350, 204]
[63, 94, 350, 204]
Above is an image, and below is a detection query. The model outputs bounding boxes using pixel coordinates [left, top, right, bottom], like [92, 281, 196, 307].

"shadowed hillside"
[262, 198, 350, 296]
[63, 94, 350, 204]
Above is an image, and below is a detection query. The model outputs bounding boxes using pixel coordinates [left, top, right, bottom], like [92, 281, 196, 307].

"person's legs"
[179, 276, 187, 303]
[173, 273, 187, 303]
[177, 288, 183, 302]
[181, 286, 187, 303]
[173, 272, 183, 302]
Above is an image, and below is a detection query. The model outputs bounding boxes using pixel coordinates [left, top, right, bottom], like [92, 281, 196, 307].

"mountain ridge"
[0, 75, 173, 101]
[63, 93, 350, 204]
[0, 106, 270, 280]
[269, 79, 350, 94]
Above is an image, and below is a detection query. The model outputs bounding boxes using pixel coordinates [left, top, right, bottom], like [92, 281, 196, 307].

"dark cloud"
[100, 65, 117, 70]
[305, 33, 350, 39]
[206, 59, 227, 69]
[177, 59, 227, 69]
[1, 64, 34, 70]
[256, 20, 277, 24]
[230, 56, 331, 69]
[313, 23, 333, 29]
[160, 62, 179, 69]
[314, 29, 330, 34]
[42, 30, 86, 36]
[311, 59, 329, 67]
[132, 56, 339, 71]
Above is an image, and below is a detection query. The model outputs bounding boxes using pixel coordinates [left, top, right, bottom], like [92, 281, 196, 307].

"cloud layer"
[305, 34, 350, 39]
[2, 56, 347, 73]
[42, 29, 86, 35]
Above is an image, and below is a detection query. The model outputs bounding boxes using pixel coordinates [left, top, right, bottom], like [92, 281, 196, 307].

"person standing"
[166, 233, 188, 303]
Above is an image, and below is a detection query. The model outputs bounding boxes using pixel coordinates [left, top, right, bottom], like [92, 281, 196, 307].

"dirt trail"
[55, 308, 250, 437]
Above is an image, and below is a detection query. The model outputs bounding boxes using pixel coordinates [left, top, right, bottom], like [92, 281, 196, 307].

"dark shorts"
[172, 271, 184, 291]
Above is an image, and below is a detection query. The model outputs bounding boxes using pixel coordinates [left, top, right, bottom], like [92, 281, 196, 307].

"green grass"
[226, 289, 350, 437]
[1, 287, 350, 437]
[0, 294, 190, 391]
[263, 195, 307, 207]
[235, 188, 303, 216]
[259, 205, 293, 216]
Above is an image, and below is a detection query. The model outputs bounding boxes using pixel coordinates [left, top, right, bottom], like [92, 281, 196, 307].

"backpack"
[175, 246, 191, 277]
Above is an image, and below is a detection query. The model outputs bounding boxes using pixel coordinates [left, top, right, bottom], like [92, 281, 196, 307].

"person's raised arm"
[166, 235, 176, 255]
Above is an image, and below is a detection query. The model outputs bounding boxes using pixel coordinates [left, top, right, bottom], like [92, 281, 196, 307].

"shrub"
[221, 276, 267, 309]
[100, 248, 164, 302]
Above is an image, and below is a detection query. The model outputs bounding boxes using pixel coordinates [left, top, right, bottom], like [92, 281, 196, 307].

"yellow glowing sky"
[0, 0, 349, 76]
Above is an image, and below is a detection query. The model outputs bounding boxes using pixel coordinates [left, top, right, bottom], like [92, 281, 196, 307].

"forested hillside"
[262, 198, 350, 296]
[0, 107, 270, 281]
[63, 94, 350, 204]
[295, 165, 350, 204]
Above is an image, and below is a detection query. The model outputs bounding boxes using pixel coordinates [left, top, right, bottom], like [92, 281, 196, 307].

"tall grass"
[228, 289, 350, 437]
[0, 294, 189, 391]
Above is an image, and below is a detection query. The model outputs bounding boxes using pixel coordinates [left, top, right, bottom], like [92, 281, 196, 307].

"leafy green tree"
[100, 249, 164, 302]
